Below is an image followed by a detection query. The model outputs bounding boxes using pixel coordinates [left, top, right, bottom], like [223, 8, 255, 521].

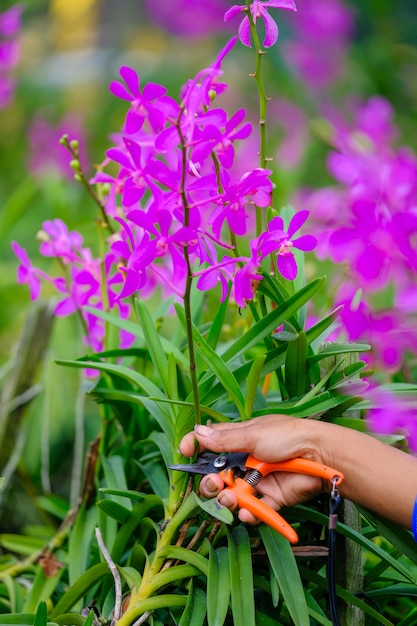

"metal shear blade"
[169, 451, 249, 476]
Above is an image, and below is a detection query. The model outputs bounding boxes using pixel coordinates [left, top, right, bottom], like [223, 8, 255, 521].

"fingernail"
[194, 425, 213, 436]
[205, 477, 218, 494]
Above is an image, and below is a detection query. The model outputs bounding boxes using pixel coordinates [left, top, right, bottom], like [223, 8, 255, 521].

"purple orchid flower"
[262, 210, 317, 280]
[192, 108, 252, 169]
[11, 241, 49, 300]
[225, 0, 297, 49]
[109, 66, 179, 134]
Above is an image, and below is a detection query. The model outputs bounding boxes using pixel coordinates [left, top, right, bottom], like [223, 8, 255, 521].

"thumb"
[193, 423, 255, 454]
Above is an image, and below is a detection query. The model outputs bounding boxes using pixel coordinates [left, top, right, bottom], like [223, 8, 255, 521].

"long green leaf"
[298, 564, 396, 626]
[295, 506, 416, 583]
[207, 544, 231, 626]
[102, 456, 131, 509]
[83, 305, 189, 368]
[57, 360, 175, 439]
[33, 602, 47, 626]
[135, 299, 171, 396]
[159, 545, 209, 576]
[50, 563, 110, 619]
[308, 342, 370, 364]
[222, 278, 325, 364]
[179, 584, 207, 626]
[244, 355, 266, 418]
[175, 304, 247, 419]
[228, 526, 255, 626]
[110, 495, 164, 562]
[260, 525, 310, 626]
[285, 330, 309, 398]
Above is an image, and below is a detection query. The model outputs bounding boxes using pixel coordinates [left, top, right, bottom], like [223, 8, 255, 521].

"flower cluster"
[12, 221, 133, 356]
[0, 3, 22, 109]
[13, 31, 316, 352]
[304, 96, 417, 371]
[283, 0, 354, 90]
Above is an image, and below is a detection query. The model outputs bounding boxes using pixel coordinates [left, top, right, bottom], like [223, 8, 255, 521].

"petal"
[119, 66, 140, 97]
[224, 5, 245, 21]
[142, 82, 167, 101]
[277, 252, 297, 280]
[293, 234, 317, 252]
[238, 16, 252, 47]
[109, 80, 132, 101]
[287, 209, 309, 237]
[11, 241, 29, 266]
[262, 11, 279, 48]
[125, 110, 144, 134]
[265, 0, 297, 9]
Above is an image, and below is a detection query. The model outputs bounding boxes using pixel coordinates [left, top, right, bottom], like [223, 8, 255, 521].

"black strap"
[327, 481, 342, 626]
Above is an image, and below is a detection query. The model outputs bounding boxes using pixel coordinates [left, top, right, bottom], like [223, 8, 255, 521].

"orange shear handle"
[246, 455, 344, 486]
[222, 476, 299, 544]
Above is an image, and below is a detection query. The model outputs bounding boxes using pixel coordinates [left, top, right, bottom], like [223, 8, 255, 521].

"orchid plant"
[3, 1, 417, 625]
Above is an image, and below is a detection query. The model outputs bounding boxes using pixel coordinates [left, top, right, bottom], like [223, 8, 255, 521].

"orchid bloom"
[225, 0, 297, 48]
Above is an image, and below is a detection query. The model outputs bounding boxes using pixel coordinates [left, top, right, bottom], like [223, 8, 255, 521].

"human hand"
[179, 415, 326, 525]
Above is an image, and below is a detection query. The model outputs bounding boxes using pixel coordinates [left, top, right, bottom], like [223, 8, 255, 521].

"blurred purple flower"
[143, 0, 230, 38]
[225, 0, 297, 48]
[0, 3, 22, 109]
[0, 4, 22, 37]
[283, 0, 354, 89]
[11, 241, 46, 300]
[28, 115, 87, 181]
[365, 388, 417, 453]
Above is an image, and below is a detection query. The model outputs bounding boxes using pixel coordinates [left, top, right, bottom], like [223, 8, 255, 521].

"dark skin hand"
[179, 415, 417, 530]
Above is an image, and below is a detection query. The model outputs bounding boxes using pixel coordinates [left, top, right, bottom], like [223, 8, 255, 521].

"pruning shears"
[170, 452, 344, 544]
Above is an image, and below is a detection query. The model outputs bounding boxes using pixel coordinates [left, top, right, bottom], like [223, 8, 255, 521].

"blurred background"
[0, 0, 416, 530]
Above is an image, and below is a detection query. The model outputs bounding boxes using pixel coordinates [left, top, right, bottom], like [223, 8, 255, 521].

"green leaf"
[358, 507, 417, 566]
[244, 355, 266, 418]
[207, 544, 231, 626]
[33, 602, 47, 626]
[110, 495, 164, 563]
[57, 360, 175, 440]
[54, 613, 92, 625]
[83, 305, 189, 368]
[96, 500, 131, 523]
[175, 304, 247, 419]
[206, 291, 229, 349]
[99, 488, 147, 502]
[101, 456, 131, 509]
[136, 460, 170, 500]
[135, 299, 171, 396]
[285, 330, 309, 398]
[295, 505, 416, 583]
[308, 342, 371, 364]
[260, 525, 310, 626]
[228, 526, 255, 626]
[222, 278, 326, 365]
[159, 545, 209, 576]
[0, 614, 37, 624]
[50, 563, 110, 619]
[22, 565, 64, 613]
[147, 564, 201, 596]
[193, 493, 234, 525]
[0, 535, 45, 556]
[179, 583, 207, 626]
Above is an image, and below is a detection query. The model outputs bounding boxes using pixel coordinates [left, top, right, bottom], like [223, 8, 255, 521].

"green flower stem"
[246, 1, 270, 236]
[60, 135, 115, 235]
[177, 113, 201, 425]
[117, 493, 200, 625]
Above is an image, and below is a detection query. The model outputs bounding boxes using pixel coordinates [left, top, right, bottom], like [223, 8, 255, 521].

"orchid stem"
[246, 1, 270, 237]
[177, 111, 201, 425]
